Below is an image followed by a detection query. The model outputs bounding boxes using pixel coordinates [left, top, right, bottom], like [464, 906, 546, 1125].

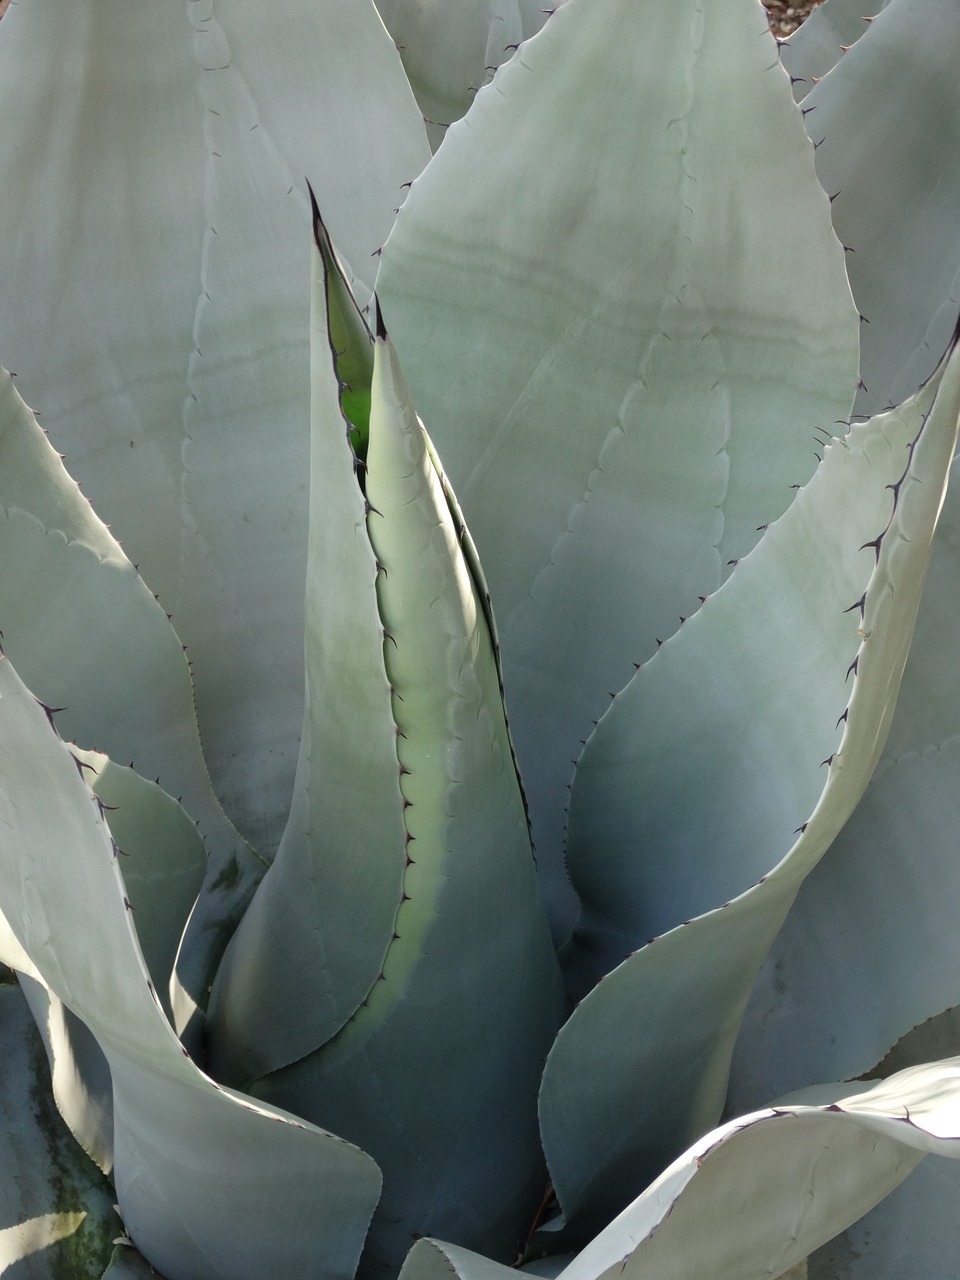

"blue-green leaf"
[780, 0, 889, 100]
[0, 0, 430, 860]
[798, 0, 960, 417]
[377, 0, 859, 933]
[730, 453, 960, 1108]
[0, 657, 382, 1280]
[0, 367, 258, 1043]
[207, 222, 409, 1078]
[373, 0, 548, 150]
[238, 322, 563, 1276]
[541, 337, 960, 1237]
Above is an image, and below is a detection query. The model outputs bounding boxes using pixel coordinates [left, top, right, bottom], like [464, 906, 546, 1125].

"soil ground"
[0, 2, 825, 37]
[762, 0, 823, 37]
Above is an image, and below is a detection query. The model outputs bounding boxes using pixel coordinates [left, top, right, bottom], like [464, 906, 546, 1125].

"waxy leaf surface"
[541, 338, 960, 1236]
[377, 0, 859, 931]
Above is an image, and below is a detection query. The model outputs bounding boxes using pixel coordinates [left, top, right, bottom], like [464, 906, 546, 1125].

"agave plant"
[4, 0, 960, 1276]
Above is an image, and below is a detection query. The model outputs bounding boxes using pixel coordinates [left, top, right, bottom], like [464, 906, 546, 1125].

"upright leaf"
[377, 0, 859, 931]
[729, 455, 960, 1108]
[780, 0, 889, 100]
[230, 319, 563, 1277]
[0, 369, 258, 1039]
[0, 0, 430, 857]
[207, 221, 410, 1077]
[373, 0, 548, 150]
[539, 338, 960, 1238]
[798, 0, 960, 417]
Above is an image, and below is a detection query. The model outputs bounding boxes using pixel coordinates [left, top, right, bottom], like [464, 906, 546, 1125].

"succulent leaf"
[399, 1240, 520, 1280]
[70, 750, 208, 1025]
[0, 902, 42, 984]
[0, 0, 430, 861]
[2, 1, 960, 1275]
[237, 316, 564, 1276]
[805, 1153, 960, 1279]
[549, 1059, 960, 1280]
[780, 0, 889, 100]
[541, 336, 960, 1237]
[311, 200, 376, 455]
[207, 225, 410, 1078]
[373, 0, 549, 150]
[403, 1059, 960, 1280]
[798, 0, 960, 418]
[0, 368, 259, 1042]
[376, 0, 859, 933]
[0, 656, 382, 1280]
[730, 452, 960, 1106]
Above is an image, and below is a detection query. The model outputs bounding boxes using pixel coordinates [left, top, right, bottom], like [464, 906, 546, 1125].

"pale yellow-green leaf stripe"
[377, 0, 859, 930]
[243, 325, 563, 1275]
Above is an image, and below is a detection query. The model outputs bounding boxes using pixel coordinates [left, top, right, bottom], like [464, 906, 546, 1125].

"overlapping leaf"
[0, 368, 257, 1039]
[400, 1056, 960, 1280]
[730, 453, 960, 1108]
[780, 0, 889, 99]
[539, 337, 960, 1239]
[794, 0, 960, 417]
[373, 0, 548, 150]
[0, 0, 430, 859]
[0, 657, 382, 1280]
[211, 226, 562, 1272]
[204, 223, 407, 1076]
[377, 0, 859, 932]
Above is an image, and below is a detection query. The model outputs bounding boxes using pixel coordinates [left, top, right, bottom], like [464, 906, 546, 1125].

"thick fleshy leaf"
[780, 0, 889, 100]
[0, 983, 116, 1279]
[207, 225, 409, 1076]
[0, 0, 430, 858]
[547, 1060, 960, 1280]
[373, 0, 548, 150]
[538, 338, 960, 1238]
[399, 1240, 519, 1280]
[729, 455, 960, 1109]
[376, 0, 859, 931]
[0, 368, 259, 1038]
[404, 1061, 960, 1280]
[0, 657, 382, 1280]
[240, 327, 564, 1277]
[564, 335, 960, 980]
[798, 0, 960, 418]
[0, 903, 41, 983]
[310, 202, 376, 451]
[72, 750, 207, 1022]
[807, 1155, 960, 1279]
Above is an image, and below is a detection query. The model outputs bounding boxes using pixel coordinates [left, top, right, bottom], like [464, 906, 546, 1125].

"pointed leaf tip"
[374, 296, 389, 342]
